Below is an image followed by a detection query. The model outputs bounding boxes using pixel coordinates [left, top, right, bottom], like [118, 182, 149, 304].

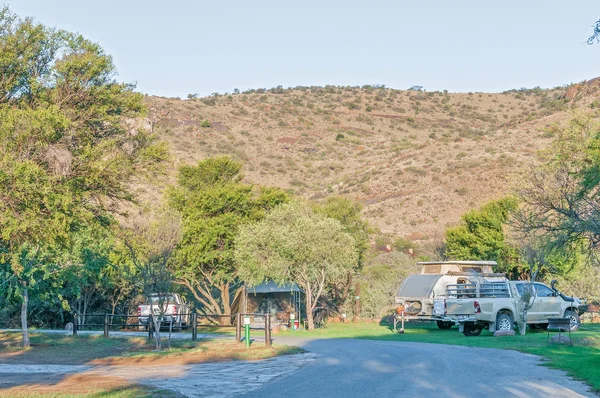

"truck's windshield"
[534, 283, 555, 297]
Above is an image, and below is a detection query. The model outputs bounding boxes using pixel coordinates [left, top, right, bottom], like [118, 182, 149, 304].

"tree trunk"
[21, 285, 30, 348]
[305, 289, 315, 330]
[519, 309, 528, 336]
[220, 283, 231, 325]
[354, 282, 361, 321]
[154, 315, 162, 350]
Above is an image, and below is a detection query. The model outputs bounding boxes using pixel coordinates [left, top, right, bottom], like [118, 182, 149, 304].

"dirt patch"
[211, 122, 229, 132]
[90, 345, 299, 366]
[0, 373, 135, 396]
[277, 137, 298, 144]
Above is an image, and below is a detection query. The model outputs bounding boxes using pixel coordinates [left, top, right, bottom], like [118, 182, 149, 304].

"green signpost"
[244, 316, 251, 347]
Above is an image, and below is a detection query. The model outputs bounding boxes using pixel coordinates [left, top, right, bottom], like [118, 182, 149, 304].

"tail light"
[172, 306, 178, 315]
[474, 301, 481, 314]
[137, 306, 141, 316]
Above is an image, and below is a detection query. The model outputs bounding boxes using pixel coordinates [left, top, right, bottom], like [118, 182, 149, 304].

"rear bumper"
[138, 315, 182, 325]
[394, 315, 445, 322]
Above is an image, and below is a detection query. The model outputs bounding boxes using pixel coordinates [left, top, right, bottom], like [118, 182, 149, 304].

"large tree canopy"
[312, 196, 370, 314]
[0, 7, 166, 346]
[515, 117, 600, 252]
[168, 157, 288, 319]
[235, 201, 357, 330]
[445, 197, 519, 274]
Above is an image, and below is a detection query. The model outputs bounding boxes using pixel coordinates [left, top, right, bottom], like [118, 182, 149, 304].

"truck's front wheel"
[463, 323, 483, 336]
[564, 310, 580, 332]
[436, 320, 453, 330]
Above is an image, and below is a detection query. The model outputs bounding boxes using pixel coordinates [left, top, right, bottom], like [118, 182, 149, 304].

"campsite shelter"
[233, 282, 304, 327]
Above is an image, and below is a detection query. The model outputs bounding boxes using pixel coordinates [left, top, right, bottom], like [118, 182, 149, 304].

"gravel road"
[244, 337, 595, 398]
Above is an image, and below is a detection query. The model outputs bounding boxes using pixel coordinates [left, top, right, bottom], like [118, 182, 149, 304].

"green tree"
[312, 196, 370, 315]
[445, 198, 519, 273]
[122, 209, 181, 350]
[235, 201, 357, 330]
[168, 157, 288, 319]
[0, 8, 166, 347]
[514, 116, 600, 254]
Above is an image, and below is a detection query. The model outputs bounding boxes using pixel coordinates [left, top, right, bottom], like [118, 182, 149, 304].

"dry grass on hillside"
[138, 80, 600, 242]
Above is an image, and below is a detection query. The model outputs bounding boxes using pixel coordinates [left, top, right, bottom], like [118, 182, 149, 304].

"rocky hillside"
[138, 81, 600, 243]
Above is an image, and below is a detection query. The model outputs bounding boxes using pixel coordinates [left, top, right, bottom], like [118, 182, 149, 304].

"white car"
[137, 293, 190, 330]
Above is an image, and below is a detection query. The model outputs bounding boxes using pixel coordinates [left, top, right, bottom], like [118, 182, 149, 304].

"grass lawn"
[0, 331, 301, 365]
[277, 321, 600, 392]
[0, 386, 182, 398]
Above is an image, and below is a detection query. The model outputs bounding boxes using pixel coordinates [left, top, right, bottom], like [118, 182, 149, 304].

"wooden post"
[148, 316, 154, 340]
[354, 282, 361, 321]
[73, 314, 78, 336]
[103, 314, 109, 338]
[400, 311, 405, 334]
[191, 312, 198, 341]
[265, 315, 271, 347]
[235, 313, 241, 342]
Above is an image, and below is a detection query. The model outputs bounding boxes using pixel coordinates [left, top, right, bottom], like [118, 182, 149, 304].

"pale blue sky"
[9, 1, 600, 98]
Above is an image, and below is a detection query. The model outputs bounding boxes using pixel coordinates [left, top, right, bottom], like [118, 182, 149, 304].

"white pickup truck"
[137, 293, 190, 330]
[394, 261, 505, 329]
[434, 280, 583, 336]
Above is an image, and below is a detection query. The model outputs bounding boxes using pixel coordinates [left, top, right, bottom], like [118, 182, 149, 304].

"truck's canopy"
[396, 274, 442, 298]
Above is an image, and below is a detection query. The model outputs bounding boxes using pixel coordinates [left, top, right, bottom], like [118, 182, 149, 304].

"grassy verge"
[0, 331, 301, 365]
[0, 386, 182, 398]
[278, 321, 600, 391]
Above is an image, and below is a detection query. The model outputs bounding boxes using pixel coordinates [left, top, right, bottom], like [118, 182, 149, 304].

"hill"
[138, 81, 600, 243]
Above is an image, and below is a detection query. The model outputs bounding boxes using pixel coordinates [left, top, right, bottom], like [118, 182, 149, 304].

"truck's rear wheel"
[496, 313, 514, 332]
[564, 310, 580, 332]
[436, 320, 453, 330]
[463, 324, 482, 336]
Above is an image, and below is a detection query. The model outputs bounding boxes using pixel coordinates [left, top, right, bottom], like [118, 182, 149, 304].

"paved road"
[244, 337, 594, 398]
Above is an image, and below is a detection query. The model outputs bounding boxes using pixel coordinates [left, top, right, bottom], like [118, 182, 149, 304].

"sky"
[9, 1, 600, 98]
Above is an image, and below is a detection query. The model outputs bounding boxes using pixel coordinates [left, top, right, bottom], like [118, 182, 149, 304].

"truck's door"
[534, 283, 561, 320]
[514, 283, 540, 322]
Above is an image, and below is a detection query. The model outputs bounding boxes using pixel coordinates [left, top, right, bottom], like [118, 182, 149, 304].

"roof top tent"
[417, 260, 500, 277]
[234, 282, 304, 327]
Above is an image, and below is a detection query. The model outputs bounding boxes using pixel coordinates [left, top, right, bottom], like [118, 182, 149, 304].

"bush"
[394, 237, 416, 252]
[455, 187, 469, 196]
[353, 252, 420, 319]
[201, 120, 211, 128]
[335, 133, 345, 141]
